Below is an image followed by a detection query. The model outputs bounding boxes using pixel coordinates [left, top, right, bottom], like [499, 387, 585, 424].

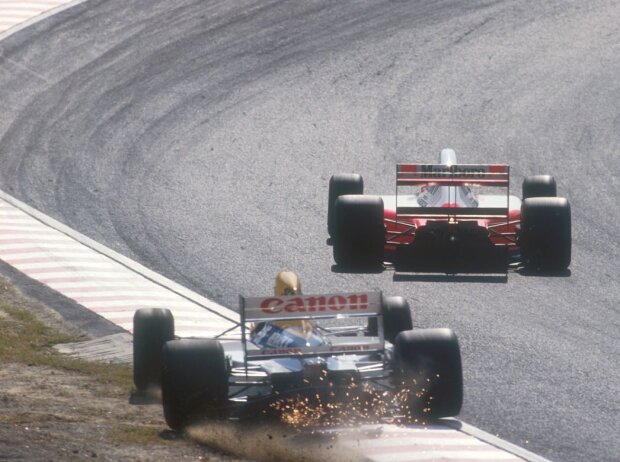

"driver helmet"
[275, 270, 301, 296]
[272, 270, 313, 336]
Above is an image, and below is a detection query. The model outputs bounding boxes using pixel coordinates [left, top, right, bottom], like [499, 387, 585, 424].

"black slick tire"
[367, 296, 413, 343]
[162, 339, 229, 430]
[332, 194, 384, 268]
[520, 197, 571, 270]
[133, 308, 174, 391]
[328, 174, 363, 237]
[522, 175, 557, 199]
[394, 328, 463, 420]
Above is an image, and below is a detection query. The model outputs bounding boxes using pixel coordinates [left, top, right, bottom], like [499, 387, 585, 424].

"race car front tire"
[332, 194, 384, 268]
[328, 173, 364, 238]
[133, 308, 175, 391]
[522, 175, 557, 199]
[162, 339, 229, 430]
[394, 328, 463, 420]
[520, 197, 571, 270]
[367, 296, 413, 343]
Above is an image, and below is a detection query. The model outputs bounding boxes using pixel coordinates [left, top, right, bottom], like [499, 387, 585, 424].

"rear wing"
[239, 292, 384, 362]
[396, 163, 510, 219]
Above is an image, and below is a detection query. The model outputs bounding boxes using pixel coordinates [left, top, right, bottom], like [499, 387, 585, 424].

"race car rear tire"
[394, 328, 463, 420]
[332, 195, 384, 268]
[162, 339, 229, 430]
[367, 296, 413, 343]
[328, 173, 364, 237]
[522, 175, 557, 199]
[384, 297, 414, 343]
[133, 308, 175, 391]
[520, 197, 571, 270]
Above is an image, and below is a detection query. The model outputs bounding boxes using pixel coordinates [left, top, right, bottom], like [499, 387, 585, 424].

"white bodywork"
[385, 148, 520, 211]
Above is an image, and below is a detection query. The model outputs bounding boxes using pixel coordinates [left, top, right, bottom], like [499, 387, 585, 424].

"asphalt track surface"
[0, 1, 618, 461]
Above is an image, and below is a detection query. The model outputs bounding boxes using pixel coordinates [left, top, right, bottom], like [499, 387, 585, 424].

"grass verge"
[0, 298, 133, 398]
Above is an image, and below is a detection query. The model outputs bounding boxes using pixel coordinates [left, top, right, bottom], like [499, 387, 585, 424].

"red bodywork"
[383, 207, 521, 251]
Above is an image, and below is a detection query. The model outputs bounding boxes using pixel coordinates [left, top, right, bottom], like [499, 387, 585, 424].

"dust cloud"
[187, 420, 364, 462]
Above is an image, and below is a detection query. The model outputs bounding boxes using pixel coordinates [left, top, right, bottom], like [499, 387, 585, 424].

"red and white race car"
[328, 149, 571, 273]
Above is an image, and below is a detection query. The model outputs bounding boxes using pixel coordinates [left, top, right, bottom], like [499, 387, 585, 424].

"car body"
[328, 148, 572, 274]
[133, 291, 463, 430]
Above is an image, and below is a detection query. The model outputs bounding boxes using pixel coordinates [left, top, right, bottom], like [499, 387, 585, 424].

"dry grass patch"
[109, 424, 163, 445]
[0, 301, 133, 398]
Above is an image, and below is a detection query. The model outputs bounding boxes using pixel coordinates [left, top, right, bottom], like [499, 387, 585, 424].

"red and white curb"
[333, 423, 539, 462]
[0, 193, 239, 339]
[0, 0, 84, 36]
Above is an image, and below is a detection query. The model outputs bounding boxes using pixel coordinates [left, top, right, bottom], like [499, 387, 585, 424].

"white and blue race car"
[133, 271, 463, 430]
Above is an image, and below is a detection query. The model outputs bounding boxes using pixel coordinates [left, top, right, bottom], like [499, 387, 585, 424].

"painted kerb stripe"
[0, 0, 86, 36]
[0, 195, 240, 337]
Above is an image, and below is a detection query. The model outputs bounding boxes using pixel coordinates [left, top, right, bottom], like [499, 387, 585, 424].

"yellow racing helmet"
[275, 270, 302, 296]
[272, 270, 313, 336]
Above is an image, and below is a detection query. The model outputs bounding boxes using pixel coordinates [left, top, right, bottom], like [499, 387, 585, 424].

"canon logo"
[260, 293, 369, 315]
